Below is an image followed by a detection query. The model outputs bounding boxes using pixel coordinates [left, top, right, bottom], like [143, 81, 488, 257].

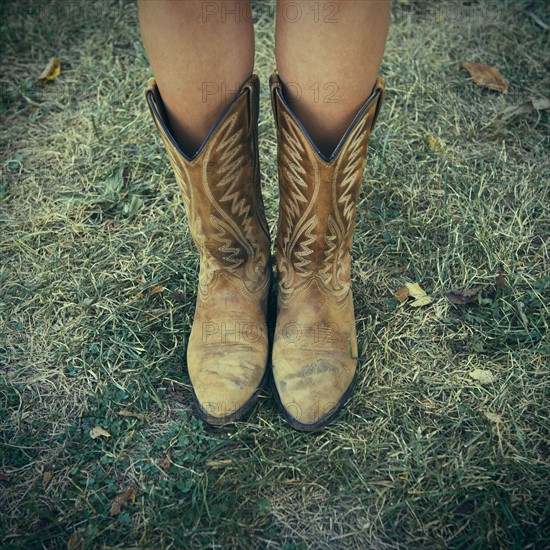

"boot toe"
[190, 356, 267, 424]
[273, 355, 356, 430]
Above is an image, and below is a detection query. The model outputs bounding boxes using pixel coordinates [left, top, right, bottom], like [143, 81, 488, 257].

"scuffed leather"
[146, 75, 271, 424]
[270, 73, 385, 429]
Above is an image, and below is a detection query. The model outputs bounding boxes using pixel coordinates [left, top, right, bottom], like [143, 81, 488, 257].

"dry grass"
[1, 0, 549, 548]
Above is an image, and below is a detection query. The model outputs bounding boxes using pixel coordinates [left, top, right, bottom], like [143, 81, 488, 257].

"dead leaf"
[409, 295, 432, 308]
[405, 282, 427, 299]
[89, 426, 111, 439]
[0, 470, 9, 482]
[38, 57, 61, 84]
[482, 273, 506, 300]
[159, 450, 171, 472]
[498, 103, 534, 121]
[150, 285, 166, 296]
[42, 470, 53, 490]
[532, 96, 550, 110]
[427, 136, 445, 155]
[110, 484, 137, 516]
[483, 410, 504, 427]
[118, 409, 146, 421]
[495, 273, 505, 292]
[394, 286, 410, 303]
[462, 61, 508, 94]
[405, 282, 433, 308]
[469, 369, 496, 384]
[67, 533, 84, 550]
[446, 287, 481, 304]
[172, 290, 186, 302]
[498, 96, 550, 122]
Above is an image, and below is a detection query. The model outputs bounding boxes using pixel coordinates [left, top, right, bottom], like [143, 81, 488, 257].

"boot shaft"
[146, 75, 271, 295]
[270, 73, 385, 303]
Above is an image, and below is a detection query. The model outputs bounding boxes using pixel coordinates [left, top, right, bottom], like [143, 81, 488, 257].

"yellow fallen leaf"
[483, 410, 504, 427]
[405, 282, 427, 299]
[42, 470, 52, 490]
[110, 484, 137, 516]
[410, 295, 433, 308]
[118, 409, 146, 421]
[462, 61, 508, 94]
[89, 426, 111, 439]
[150, 285, 166, 296]
[469, 369, 496, 384]
[405, 282, 433, 307]
[38, 57, 61, 84]
[427, 136, 445, 155]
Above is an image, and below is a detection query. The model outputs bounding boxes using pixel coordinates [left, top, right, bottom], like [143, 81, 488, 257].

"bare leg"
[275, 0, 390, 157]
[138, 0, 255, 156]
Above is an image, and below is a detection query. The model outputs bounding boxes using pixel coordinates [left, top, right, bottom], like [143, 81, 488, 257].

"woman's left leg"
[275, 0, 389, 157]
[271, 0, 390, 430]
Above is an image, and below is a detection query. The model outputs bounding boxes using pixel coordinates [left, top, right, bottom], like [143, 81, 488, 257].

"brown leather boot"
[270, 73, 385, 431]
[146, 75, 271, 425]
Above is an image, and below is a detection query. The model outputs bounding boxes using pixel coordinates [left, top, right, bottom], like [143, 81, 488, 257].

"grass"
[1, 0, 549, 548]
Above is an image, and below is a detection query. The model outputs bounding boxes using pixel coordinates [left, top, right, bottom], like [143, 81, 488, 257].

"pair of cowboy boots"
[146, 73, 384, 431]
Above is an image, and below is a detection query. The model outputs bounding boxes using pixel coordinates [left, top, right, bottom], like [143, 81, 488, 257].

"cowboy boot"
[270, 73, 385, 430]
[146, 75, 271, 425]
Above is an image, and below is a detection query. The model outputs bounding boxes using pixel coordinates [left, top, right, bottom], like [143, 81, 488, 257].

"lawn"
[1, 0, 549, 548]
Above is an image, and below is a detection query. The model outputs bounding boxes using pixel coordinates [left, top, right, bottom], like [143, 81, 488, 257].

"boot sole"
[270, 369, 358, 432]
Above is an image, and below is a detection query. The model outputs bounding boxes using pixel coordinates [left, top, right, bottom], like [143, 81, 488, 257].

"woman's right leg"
[138, 0, 255, 155]
[140, 0, 272, 425]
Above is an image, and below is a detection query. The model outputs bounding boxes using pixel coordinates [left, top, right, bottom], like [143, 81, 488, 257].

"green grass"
[1, 0, 549, 548]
